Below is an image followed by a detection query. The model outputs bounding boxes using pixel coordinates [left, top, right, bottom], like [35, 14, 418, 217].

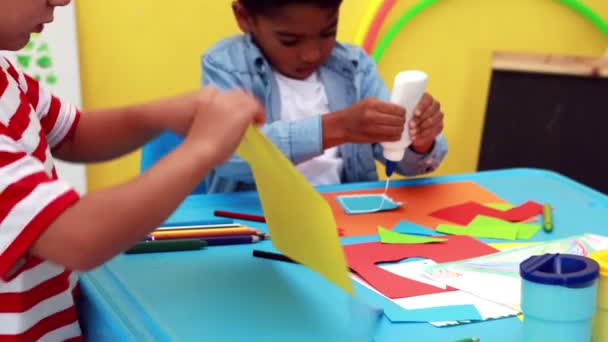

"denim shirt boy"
[201, 34, 448, 193]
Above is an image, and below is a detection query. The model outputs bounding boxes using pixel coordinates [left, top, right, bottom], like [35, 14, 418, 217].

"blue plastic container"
[520, 253, 599, 342]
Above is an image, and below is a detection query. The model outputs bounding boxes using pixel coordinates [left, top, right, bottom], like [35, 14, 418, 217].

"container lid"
[591, 250, 608, 277]
[520, 253, 599, 288]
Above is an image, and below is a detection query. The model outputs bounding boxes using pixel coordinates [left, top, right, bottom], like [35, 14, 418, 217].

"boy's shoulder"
[330, 42, 376, 69]
[202, 35, 254, 73]
[205, 35, 247, 56]
[321, 42, 378, 79]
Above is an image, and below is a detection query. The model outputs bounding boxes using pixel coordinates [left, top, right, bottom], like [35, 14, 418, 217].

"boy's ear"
[232, 1, 253, 33]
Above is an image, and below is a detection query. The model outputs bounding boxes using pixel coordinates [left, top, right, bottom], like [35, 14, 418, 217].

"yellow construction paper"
[237, 127, 353, 294]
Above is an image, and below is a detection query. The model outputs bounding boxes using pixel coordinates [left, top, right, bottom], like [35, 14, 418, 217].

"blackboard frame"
[478, 51, 608, 194]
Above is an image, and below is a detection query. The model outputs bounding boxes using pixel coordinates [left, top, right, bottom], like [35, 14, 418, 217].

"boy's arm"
[28, 89, 263, 272]
[53, 91, 213, 163]
[31, 140, 217, 271]
[202, 56, 324, 183]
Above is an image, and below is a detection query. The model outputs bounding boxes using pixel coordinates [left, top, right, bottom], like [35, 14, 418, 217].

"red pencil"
[214, 210, 345, 236]
[214, 210, 266, 223]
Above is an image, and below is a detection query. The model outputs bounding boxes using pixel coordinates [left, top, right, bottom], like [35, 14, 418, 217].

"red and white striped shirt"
[0, 57, 82, 341]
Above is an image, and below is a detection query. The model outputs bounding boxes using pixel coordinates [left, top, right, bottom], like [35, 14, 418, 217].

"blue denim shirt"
[201, 34, 448, 193]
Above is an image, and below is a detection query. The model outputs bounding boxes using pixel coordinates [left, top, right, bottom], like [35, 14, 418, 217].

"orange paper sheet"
[322, 181, 507, 237]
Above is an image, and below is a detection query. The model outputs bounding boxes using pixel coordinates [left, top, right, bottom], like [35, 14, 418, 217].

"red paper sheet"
[429, 201, 543, 225]
[344, 235, 498, 299]
[322, 181, 507, 237]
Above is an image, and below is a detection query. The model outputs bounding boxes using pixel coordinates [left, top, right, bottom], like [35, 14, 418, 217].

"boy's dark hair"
[240, 0, 343, 16]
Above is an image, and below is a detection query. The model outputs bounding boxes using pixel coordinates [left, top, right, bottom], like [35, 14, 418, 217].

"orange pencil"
[150, 227, 262, 240]
[153, 227, 255, 235]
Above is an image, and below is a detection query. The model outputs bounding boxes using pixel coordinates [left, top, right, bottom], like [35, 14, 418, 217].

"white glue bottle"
[382, 70, 428, 177]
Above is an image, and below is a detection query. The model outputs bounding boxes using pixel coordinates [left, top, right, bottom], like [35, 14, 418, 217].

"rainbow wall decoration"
[354, 0, 608, 63]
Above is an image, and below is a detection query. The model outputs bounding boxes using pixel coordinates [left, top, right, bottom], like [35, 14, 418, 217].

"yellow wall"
[75, 0, 367, 191]
[76, 0, 607, 191]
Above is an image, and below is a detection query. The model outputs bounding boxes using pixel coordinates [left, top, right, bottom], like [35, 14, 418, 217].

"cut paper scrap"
[353, 277, 482, 323]
[237, 126, 352, 293]
[343, 235, 498, 298]
[394, 288, 519, 327]
[437, 223, 516, 240]
[516, 223, 542, 240]
[423, 234, 608, 311]
[322, 181, 509, 236]
[391, 221, 443, 236]
[484, 202, 537, 223]
[485, 203, 515, 211]
[436, 216, 541, 241]
[354, 260, 517, 326]
[336, 194, 401, 215]
[384, 304, 481, 323]
[430, 200, 543, 226]
[378, 227, 446, 244]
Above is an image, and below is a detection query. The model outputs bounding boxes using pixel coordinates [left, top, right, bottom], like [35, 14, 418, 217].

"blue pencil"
[202, 235, 263, 246]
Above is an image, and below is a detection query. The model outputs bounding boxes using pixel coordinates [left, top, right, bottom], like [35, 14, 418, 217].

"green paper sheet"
[437, 223, 518, 240]
[472, 216, 540, 240]
[378, 227, 446, 244]
[436, 216, 541, 241]
[516, 223, 542, 240]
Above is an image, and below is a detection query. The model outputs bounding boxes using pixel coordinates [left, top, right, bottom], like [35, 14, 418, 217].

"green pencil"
[125, 239, 206, 254]
[543, 203, 553, 232]
[453, 338, 479, 342]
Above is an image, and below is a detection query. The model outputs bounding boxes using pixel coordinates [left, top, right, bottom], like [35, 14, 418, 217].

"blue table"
[78, 168, 608, 341]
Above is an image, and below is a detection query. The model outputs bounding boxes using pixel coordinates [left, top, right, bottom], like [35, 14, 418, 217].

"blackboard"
[478, 52, 608, 194]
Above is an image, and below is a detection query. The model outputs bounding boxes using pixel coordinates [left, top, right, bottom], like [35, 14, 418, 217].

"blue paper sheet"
[337, 194, 402, 215]
[391, 221, 445, 236]
[354, 282, 482, 323]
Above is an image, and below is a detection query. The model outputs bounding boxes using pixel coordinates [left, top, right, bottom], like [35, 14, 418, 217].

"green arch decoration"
[372, 0, 608, 63]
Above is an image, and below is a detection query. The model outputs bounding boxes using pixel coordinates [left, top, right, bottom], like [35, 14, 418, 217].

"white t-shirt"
[274, 71, 343, 186]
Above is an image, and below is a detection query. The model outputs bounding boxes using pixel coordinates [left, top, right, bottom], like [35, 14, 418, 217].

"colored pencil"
[543, 203, 553, 232]
[453, 338, 479, 342]
[126, 239, 206, 254]
[203, 235, 262, 246]
[214, 210, 266, 223]
[155, 223, 241, 231]
[150, 227, 263, 240]
[252, 250, 299, 264]
[214, 210, 345, 236]
[152, 227, 255, 236]
[253, 249, 354, 271]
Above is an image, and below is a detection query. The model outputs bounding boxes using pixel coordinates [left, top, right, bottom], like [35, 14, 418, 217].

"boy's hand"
[184, 88, 265, 165]
[409, 93, 444, 154]
[334, 97, 406, 144]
